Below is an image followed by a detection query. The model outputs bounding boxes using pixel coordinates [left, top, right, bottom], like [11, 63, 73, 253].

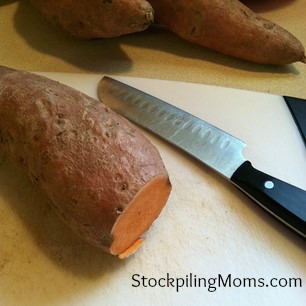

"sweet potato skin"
[0, 66, 171, 255]
[29, 0, 154, 38]
[148, 0, 306, 65]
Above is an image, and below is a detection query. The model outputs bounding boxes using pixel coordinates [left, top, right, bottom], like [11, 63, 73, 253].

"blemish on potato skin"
[116, 207, 123, 215]
[240, 9, 250, 18]
[114, 173, 123, 182]
[40, 151, 51, 165]
[264, 22, 275, 30]
[36, 98, 53, 118]
[190, 26, 196, 36]
[120, 182, 129, 191]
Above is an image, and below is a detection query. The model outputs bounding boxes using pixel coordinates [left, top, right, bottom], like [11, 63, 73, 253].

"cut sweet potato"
[147, 0, 306, 65]
[0, 66, 171, 257]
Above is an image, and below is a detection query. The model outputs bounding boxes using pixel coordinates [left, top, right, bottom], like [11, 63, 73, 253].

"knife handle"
[231, 161, 306, 239]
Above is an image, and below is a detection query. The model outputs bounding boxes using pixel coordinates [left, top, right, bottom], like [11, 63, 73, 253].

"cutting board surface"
[0, 73, 305, 306]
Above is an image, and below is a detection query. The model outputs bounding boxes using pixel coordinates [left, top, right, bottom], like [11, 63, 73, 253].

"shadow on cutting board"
[0, 158, 125, 276]
[0, 156, 130, 304]
[0, 0, 18, 6]
[241, 0, 297, 12]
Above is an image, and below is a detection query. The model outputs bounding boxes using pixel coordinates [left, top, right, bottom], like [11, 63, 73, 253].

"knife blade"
[98, 76, 306, 239]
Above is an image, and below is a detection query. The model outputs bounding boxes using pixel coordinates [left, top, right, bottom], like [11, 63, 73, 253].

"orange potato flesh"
[118, 238, 145, 260]
[111, 175, 171, 256]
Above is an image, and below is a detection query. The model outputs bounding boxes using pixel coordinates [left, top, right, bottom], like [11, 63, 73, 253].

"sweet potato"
[0, 66, 171, 258]
[29, 0, 154, 38]
[147, 0, 306, 65]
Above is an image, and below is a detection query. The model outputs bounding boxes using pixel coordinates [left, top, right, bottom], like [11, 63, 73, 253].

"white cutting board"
[0, 73, 305, 306]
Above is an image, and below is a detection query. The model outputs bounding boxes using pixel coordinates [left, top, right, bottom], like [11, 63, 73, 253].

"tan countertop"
[1, 0, 306, 98]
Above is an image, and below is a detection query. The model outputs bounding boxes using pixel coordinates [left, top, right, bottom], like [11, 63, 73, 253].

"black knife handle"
[231, 161, 306, 239]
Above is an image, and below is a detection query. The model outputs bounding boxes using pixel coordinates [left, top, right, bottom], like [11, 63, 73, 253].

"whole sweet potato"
[30, 0, 154, 38]
[148, 0, 306, 65]
[0, 66, 171, 258]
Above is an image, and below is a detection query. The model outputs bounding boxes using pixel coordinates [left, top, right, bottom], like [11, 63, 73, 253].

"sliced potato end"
[110, 175, 171, 257]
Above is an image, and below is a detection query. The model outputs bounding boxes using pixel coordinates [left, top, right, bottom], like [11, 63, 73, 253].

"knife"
[285, 96, 306, 147]
[98, 76, 306, 239]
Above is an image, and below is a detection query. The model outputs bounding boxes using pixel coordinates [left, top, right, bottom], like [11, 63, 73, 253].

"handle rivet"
[264, 181, 274, 189]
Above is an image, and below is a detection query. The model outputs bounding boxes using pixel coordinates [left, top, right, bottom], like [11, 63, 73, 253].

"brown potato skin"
[148, 0, 306, 65]
[0, 66, 170, 253]
[30, 0, 154, 38]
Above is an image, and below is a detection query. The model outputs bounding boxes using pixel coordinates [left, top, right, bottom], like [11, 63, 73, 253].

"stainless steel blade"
[98, 76, 246, 179]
